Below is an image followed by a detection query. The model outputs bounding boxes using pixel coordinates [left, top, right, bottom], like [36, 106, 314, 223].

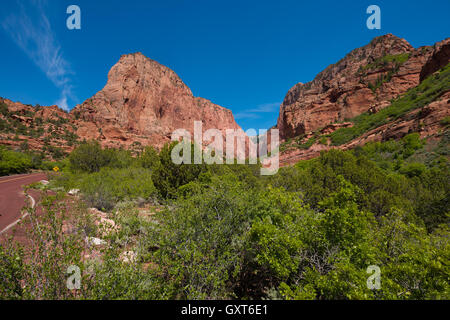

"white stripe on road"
[0, 194, 36, 235]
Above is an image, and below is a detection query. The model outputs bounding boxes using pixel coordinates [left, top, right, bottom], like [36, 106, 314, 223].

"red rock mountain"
[1, 53, 244, 157]
[277, 34, 448, 140]
[276, 34, 450, 166]
[71, 52, 242, 149]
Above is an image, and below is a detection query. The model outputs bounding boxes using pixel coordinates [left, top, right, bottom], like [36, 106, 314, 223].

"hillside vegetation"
[1, 134, 448, 300]
[0, 99, 77, 160]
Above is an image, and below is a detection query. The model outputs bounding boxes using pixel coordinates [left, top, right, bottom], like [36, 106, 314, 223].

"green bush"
[69, 140, 139, 173]
[0, 101, 9, 116]
[80, 167, 157, 211]
[40, 158, 70, 172]
[139, 146, 160, 170]
[151, 142, 208, 198]
[149, 174, 258, 299]
[147, 169, 450, 299]
[0, 146, 33, 176]
[440, 116, 450, 127]
[69, 141, 111, 173]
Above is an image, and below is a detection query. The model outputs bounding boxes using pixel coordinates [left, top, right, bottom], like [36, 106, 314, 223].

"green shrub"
[0, 101, 9, 116]
[149, 174, 257, 299]
[152, 142, 208, 198]
[401, 133, 424, 158]
[0, 119, 9, 132]
[0, 192, 157, 300]
[43, 145, 67, 160]
[440, 116, 450, 127]
[0, 146, 33, 176]
[399, 162, 427, 177]
[105, 148, 137, 169]
[69, 141, 139, 173]
[319, 137, 328, 145]
[80, 167, 156, 211]
[139, 146, 160, 169]
[69, 141, 113, 173]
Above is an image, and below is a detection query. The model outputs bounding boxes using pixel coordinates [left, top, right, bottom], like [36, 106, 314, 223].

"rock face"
[277, 34, 445, 140]
[420, 39, 450, 82]
[71, 53, 242, 149]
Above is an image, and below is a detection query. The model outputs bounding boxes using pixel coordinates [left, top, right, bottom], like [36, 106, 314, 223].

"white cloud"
[234, 102, 281, 120]
[2, 0, 75, 110]
[56, 94, 69, 111]
[235, 112, 262, 120]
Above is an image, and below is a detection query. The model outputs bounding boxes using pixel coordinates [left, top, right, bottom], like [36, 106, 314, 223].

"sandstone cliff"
[71, 53, 242, 149]
[277, 34, 449, 140]
[276, 35, 449, 165]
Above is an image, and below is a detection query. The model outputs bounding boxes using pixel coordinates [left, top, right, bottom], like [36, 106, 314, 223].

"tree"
[152, 142, 207, 198]
[69, 140, 111, 173]
[139, 146, 160, 170]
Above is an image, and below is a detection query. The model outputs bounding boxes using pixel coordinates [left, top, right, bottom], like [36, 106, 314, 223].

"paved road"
[0, 173, 47, 234]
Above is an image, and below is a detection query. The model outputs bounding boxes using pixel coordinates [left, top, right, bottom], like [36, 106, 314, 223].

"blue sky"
[1, 0, 449, 131]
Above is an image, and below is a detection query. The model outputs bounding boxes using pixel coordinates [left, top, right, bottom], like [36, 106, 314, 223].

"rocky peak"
[111, 52, 194, 97]
[71, 52, 243, 149]
[283, 34, 413, 106]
